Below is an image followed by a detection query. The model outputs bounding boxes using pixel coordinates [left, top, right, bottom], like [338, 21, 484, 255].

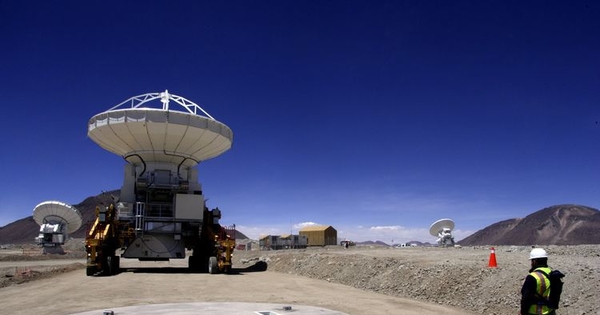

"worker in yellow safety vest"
[520, 248, 555, 315]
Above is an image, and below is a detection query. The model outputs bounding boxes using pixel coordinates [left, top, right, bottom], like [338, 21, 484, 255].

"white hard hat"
[529, 248, 548, 260]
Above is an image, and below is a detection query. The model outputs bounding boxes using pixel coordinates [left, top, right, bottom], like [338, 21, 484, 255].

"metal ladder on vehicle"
[135, 202, 145, 236]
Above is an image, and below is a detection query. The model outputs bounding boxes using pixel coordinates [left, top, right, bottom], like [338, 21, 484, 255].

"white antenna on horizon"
[429, 218, 456, 247]
[33, 201, 82, 254]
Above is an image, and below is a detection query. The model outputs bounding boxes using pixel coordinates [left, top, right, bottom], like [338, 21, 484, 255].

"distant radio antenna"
[429, 218, 456, 247]
[33, 201, 82, 254]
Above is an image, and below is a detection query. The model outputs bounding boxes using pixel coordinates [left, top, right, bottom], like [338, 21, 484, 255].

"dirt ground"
[241, 244, 599, 315]
[0, 252, 470, 315]
[0, 242, 597, 315]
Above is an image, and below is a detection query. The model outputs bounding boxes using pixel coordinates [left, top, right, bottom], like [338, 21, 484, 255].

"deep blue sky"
[1, 1, 598, 243]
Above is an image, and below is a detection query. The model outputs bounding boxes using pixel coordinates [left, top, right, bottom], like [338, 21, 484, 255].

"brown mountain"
[0, 190, 247, 244]
[459, 204, 600, 246]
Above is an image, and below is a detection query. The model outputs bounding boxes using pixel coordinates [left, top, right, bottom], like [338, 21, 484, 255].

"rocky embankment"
[234, 245, 600, 315]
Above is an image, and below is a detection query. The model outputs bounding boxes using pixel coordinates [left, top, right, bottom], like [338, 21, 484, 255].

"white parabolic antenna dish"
[33, 201, 83, 234]
[429, 218, 455, 237]
[87, 90, 233, 167]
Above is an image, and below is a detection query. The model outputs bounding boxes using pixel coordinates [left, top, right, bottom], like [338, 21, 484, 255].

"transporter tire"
[86, 266, 97, 276]
[189, 255, 209, 272]
[112, 256, 120, 274]
[105, 256, 113, 276]
[208, 256, 218, 274]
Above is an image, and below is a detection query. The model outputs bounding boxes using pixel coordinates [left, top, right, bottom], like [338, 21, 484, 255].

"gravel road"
[0, 253, 472, 315]
[238, 245, 599, 315]
[0, 244, 597, 315]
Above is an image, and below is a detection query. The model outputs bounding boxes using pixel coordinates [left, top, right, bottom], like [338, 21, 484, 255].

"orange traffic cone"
[488, 247, 498, 268]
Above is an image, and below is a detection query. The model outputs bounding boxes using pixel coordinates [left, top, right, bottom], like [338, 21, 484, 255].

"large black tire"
[105, 256, 113, 276]
[112, 256, 120, 275]
[86, 266, 97, 276]
[189, 255, 208, 272]
[208, 256, 218, 274]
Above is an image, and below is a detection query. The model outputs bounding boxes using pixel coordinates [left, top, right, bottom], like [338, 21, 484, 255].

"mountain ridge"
[2, 195, 599, 246]
[0, 190, 248, 244]
[458, 204, 600, 245]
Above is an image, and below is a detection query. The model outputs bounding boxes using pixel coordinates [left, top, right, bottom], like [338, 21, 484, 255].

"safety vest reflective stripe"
[528, 267, 552, 315]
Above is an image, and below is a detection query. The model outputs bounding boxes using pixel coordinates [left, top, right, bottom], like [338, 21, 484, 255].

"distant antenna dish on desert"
[429, 218, 455, 247]
[33, 201, 82, 254]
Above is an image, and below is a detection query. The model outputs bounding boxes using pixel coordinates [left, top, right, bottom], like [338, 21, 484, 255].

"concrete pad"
[69, 302, 349, 315]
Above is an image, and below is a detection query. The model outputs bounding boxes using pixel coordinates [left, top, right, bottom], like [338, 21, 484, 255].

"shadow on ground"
[121, 261, 268, 275]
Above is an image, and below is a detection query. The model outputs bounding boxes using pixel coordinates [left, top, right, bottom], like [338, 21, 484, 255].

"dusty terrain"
[0, 242, 598, 315]
[240, 245, 599, 315]
[0, 247, 470, 315]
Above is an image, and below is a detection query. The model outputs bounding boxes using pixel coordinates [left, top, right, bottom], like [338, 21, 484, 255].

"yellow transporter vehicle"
[84, 91, 235, 276]
[85, 203, 236, 276]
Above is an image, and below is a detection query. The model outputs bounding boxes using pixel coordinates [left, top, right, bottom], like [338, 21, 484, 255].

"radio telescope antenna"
[88, 90, 232, 167]
[84, 90, 235, 273]
[429, 218, 455, 247]
[33, 201, 82, 254]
